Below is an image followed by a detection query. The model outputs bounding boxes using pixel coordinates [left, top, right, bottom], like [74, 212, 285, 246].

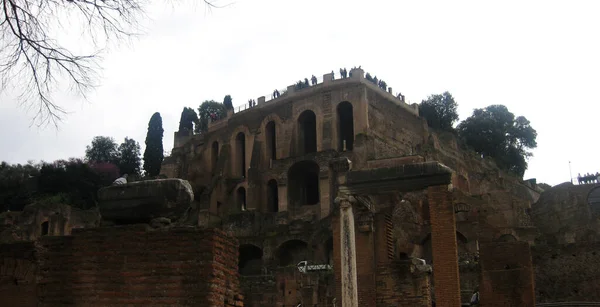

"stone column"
[427, 184, 461, 307]
[334, 196, 359, 307]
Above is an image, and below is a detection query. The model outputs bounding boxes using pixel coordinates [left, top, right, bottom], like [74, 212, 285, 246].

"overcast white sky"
[1, 0, 598, 186]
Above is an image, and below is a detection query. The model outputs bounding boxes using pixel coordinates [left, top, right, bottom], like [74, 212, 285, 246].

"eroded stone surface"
[98, 178, 194, 223]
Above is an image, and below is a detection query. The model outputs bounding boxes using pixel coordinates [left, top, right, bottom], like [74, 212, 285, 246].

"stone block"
[98, 179, 194, 223]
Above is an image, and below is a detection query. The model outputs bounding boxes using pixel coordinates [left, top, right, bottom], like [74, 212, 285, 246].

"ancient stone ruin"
[0, 67, 596, 306]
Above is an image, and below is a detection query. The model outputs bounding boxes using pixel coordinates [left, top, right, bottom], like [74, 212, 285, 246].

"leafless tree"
[1, 0, 223, 126]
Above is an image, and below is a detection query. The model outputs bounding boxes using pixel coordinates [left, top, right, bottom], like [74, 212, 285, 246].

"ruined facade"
[161, 68, 542, 306]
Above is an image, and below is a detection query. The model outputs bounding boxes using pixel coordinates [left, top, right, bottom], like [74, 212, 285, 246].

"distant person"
[470, 288, 479, 306]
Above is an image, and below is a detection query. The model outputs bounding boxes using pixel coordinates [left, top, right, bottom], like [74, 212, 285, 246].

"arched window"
[588, 187, 600, 215]
[337, 101, 354, 151]
[211, 141, 219, 173]
[41, 221, 49, 236]
[288, 161, 320, 207]
[276, 240, 308, 266]
[297, 110, 317, 154]
[265, 121, 277, 160]
[267, 179, 279, 213]
[235, 132, 246, 177]
[237, 187, 247, 211]
[239, 244, 263, 275]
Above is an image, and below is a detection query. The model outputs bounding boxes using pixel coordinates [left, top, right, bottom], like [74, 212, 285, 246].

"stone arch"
[297, 110, 317, 154]
[588, 187, 600, 215]
[497, 234, 518, 242]
[336, 101, 354, 151]
[288, 160, 320, 208]
[229, 125, 251, 178]
[267, 179, 279, 213]
[275, 239, 309, 267]
[239, 244, 263, 275]
[260, 114, 283, 161]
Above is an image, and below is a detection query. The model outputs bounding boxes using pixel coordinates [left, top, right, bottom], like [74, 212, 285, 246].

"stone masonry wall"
[533, 242, 600, 303]
[36, 225, 243, 307]
[0, 242, 38, 307]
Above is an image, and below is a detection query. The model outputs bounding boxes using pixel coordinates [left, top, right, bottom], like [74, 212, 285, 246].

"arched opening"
[235, 132, 246, 177]
[211, 141, 219, 173]
[237, 187, 247, 211]
[337, 101, 354, 151]
[297, 110, 317, 154]
[288, 161, 320, 207]
[265, 121, 277, 160]
[267, 179, 279, 213]
[276, 240, 309, 266]
[239, 244, 263, 275]
[41, 221, 49, 236]
[588, 187, 600, 215]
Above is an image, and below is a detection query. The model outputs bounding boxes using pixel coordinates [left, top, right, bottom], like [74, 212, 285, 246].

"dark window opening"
[267, 179, 279, 213]
[211, 141, 219, 173]
[325, 237, 333, 265]
[237, 187, 247, 211]
[337, 101, 354, 151]
[235, 132, 246, 177]
[276, 240, 308, 267]
[239, 244, 263, 275]
[41, 221, 49, 236]
[288, 160, 320, 207]
[298, 110, 317, 154]
[266, 121, 277, 160]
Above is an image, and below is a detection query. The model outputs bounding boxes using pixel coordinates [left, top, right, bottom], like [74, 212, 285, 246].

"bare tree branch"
[0, 0, 222, 127]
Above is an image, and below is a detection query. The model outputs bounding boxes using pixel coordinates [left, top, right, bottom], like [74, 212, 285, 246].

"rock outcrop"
[98, 178, 194, 224]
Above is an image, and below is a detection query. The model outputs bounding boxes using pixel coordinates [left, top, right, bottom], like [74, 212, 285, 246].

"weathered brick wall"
[533, 242, 600, 303]
[37, 225, 243, 307]
[480, 241, 535, 307]
[0, 242, 38, 307]
[376, 262, 431, 306]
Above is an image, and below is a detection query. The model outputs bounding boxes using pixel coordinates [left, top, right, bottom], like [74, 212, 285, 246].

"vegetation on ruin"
[143, 112, 164, 177]
[178, 107, 200, 133]
[418, 92, 460, 132]
[223, 95, 234, 110]
[197, 100, 227, 133]
[1, 0, 221, 126]
[458, 105, 537, 177]
[85, 136, 142, 176]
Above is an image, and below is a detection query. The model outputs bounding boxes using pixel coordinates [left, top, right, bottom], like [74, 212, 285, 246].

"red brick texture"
[36, 225, 243, 307]
[427, 185, 461, 307]
[355, 225, 376, 306]
[0, 242, 38, 307]
[480, 241, 535, 307]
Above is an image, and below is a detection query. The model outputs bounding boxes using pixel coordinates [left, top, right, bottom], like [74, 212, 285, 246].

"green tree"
[178, 107, 199, 132]
[419, 91, 459, 131]
[117, 137, 142, 176]
[143, 112, 164, 176]
[85, 136, 119, 164]
[457, 105, 537, 177]
[197, 100, 227, 133]
[223, 95, 234, 110]
[0, 161, 40, 211]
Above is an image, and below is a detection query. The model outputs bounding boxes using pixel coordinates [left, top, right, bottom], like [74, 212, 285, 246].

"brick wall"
[427, 185, 462, 307]
[533, 242, 600, 303]
[480, 241, 535, 307]
[0, 242, 38, 307]
[37, 225, 243, 307]
[376, 262, 431, 307]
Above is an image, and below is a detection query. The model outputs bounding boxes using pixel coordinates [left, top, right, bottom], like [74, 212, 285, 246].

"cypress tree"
[143, 112, 164, 176]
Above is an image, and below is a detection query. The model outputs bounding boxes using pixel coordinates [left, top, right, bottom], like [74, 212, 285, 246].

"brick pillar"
[427, 184, 461, 307]
[355, 211, 376, 306]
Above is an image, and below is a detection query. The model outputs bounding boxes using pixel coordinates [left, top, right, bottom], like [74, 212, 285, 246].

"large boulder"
[98, 178, 194, 224]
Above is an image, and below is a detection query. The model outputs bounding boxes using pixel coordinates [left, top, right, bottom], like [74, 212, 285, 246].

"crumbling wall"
[0, 242, 38, 307]
[533, 242, 600, 303]
[37, 225, 243, 307]
[375, 261, 431, 306]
